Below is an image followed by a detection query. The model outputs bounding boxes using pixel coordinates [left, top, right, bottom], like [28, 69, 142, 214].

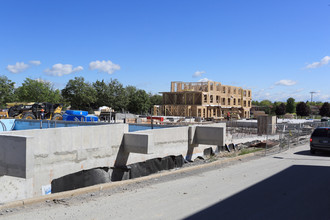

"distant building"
[156, 81, 252, 119]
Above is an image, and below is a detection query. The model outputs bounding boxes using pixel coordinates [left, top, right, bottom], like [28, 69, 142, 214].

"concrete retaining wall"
[0, 124, 128, 202]
[126, 123, 226, 164]
[0, 123, 226, 203]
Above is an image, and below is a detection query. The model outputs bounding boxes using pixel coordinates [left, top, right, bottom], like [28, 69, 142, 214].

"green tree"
[149, 93, 162, 106]
[148, 93, 162, 114]
[109, 79, 128, 111]
[62, 77, 96, 111]
[93, 79, 111, 108]
[259, 100, 272, 106]
[92, 79, 128, 111]
[296, 102, 311, 117]
[275, 103, 286, 116]
[126, 86, 151, 114]
[125, 85, 137, 112]
[15, 78, 62, 103]
[270, 101, 279, 115]
[251, 100, 259, 106]
[259, 100, 273, 114]
[286, 97, 295, 113]
[0, 76, 15, 107]
[319, 102, 330, 117]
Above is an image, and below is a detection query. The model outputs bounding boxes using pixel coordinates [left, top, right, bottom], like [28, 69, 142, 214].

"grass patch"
[208, 155, 218, 162]
[238, 148, 263, 156]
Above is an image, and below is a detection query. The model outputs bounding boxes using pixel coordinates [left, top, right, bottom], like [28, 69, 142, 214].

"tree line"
[252, 97, 330, 117]
[0, 76, 162, 114]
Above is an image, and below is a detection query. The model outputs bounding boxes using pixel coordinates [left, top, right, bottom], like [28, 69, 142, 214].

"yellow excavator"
[6, 102, 63, 120]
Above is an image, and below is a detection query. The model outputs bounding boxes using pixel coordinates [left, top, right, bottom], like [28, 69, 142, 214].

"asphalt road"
[2, 144, 330, 220]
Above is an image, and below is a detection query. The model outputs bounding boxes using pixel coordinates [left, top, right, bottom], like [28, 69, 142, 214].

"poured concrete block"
[0, 135, 33, 179]
[123, 133, 154, 154]
[258, 116, 277, 135]
[194, 126, 225, 146]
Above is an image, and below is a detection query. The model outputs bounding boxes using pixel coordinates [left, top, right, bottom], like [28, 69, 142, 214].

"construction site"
[155, 81, 252, 120]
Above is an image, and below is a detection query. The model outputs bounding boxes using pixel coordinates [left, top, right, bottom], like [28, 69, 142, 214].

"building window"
[210, 95, 213, 103]
[228, 98, 231, 105]
[223, 87, 226, 93]
[203, 109, 206, 118]
[222, 98, 226, 105]
[244, 100, 247, 107]
[238, 99, 241, 105]
[216, 95, 219, 103]
[233, 98, 236, 105]
[233, 88, 236, 94]
[228, 87, 231, 94]
[244, 90, 247, 96]
[248, 101, 251, 107]
[248, 91, 251, 97]
[198, 109, 201, 117]
[210, 83, 214, 91]
[204, 95, 207, 103]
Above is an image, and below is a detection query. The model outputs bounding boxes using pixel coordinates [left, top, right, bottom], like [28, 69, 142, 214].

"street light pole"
[310, 91, 316, 103]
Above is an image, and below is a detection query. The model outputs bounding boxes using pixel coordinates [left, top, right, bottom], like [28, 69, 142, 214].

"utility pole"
[310, 92, 316, 103]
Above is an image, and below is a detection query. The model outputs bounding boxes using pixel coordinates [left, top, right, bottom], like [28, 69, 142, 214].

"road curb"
[0, 151, 259, 210]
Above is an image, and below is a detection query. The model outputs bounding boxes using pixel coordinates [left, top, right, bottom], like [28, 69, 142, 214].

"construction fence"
[265, 121, 330, 155]
[224, 120, 330, 156]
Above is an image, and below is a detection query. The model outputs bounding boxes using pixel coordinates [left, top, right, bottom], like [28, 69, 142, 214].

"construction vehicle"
[7, 102, 63, 120]
[0, 110, 8, 119]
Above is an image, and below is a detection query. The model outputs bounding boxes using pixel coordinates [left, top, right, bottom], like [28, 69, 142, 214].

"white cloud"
[29, 60, 41, 66]
[6, 62, 29, 73]
[89, 60, 120, 74]
[6, 60, 41, 74]
[35, 78, 51, 83]
[306, 56, 330, 69]
[193, 70, 206, 77]
[318, 94, 330, 102]
[44, 63, 83, 76]
[252, 89, 330, 102]
[275, 79, 297, 86]
[294, 88, 304, 93]
[198, 78, 211, 82]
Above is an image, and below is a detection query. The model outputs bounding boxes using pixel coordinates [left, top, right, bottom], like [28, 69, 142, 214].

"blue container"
[62, 114, 84, 121]
[65, 110, 88, 116]
[85, 115, 99, 122]
[62, 114, 98, 122]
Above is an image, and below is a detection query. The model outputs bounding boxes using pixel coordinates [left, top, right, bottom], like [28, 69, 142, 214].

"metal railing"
[265, 121, 330, 155]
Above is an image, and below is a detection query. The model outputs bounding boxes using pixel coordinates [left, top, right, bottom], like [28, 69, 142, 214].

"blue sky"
[1, 0, 330, 102]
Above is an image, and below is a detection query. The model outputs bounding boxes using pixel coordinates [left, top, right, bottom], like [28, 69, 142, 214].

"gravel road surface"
[2, 144, 330, 220]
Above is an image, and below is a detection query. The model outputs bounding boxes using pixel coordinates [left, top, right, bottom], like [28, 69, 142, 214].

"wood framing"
[157, 81, 252, 119]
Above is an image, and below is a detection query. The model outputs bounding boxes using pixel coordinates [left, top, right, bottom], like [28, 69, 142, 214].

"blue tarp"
[62, 114, 99, 122]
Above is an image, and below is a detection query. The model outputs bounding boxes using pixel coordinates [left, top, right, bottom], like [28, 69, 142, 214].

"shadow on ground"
[185, 165, 330, 220]
[295, 150, 330, 157]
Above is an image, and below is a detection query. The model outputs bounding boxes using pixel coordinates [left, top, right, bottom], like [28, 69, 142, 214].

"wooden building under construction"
[156, 81, 252, 119]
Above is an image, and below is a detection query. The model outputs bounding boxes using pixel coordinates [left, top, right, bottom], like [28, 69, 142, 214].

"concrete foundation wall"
[0, 123, 226, 203]
[0, 124, 128, 201]
[128, 123, 226, 164]
[127, 127, 190, 164]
